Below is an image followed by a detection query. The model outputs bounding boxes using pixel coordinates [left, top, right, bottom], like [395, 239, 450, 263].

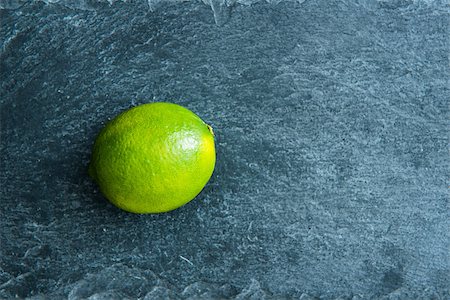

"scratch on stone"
[179, 255, 194, 266]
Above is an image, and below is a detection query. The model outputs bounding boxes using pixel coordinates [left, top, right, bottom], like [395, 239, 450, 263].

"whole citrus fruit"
[88, 102, 216, 214]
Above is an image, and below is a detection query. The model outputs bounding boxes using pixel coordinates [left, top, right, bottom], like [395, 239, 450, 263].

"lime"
[88, 102, 216, 214]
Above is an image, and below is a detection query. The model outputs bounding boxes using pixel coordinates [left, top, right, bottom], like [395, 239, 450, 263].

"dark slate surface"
[1, 0, 449, 299]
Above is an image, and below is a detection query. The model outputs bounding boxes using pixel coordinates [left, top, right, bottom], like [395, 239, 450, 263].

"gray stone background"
[0, 0, 449, 299]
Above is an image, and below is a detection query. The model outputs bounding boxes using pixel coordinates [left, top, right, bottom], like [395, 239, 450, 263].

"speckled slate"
[0, 0, 449, 299]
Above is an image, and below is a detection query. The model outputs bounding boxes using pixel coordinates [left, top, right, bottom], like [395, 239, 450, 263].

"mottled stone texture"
[0, 0, 449, 299]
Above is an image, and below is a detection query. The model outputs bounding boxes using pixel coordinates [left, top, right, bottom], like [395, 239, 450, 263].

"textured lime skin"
[89, 102, 216, 214]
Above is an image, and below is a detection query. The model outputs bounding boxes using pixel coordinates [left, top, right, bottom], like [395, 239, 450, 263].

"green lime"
[88, 102, 216, 214]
